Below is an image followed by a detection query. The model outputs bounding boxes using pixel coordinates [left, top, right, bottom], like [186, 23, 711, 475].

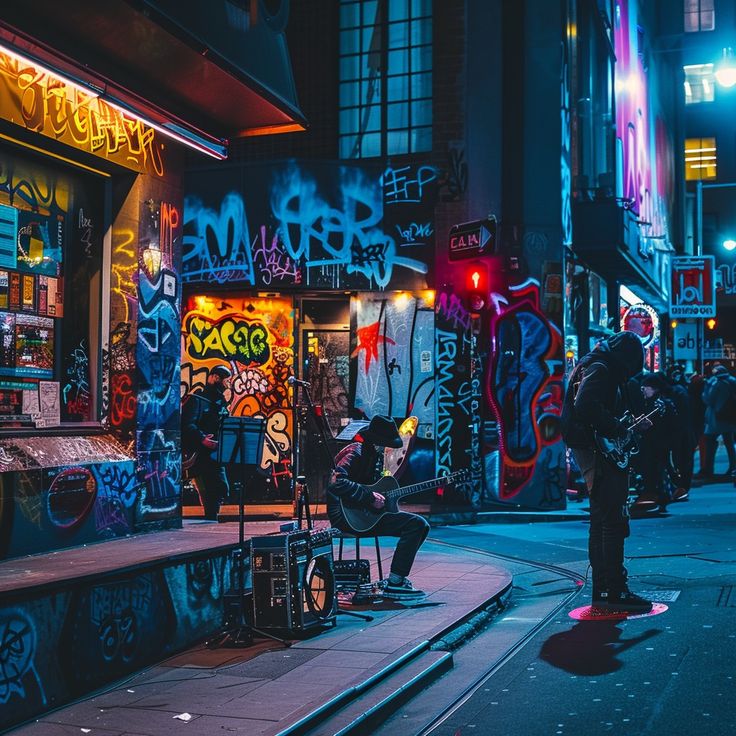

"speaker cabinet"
[251, 529, 337, 634]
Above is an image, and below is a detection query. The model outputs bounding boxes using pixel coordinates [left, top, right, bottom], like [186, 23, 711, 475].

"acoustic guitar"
[338, 469, 468, 533]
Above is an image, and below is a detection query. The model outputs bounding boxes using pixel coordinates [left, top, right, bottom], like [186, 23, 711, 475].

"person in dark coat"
[630, 372, 678, 510]
[327, 415, 430, 600]
[561, 331, 652, 613]
[687, 371, 707, 476]
[181, 365, 232, 520]
[701, 363, 736, 477]
[664, 366, 696, 500]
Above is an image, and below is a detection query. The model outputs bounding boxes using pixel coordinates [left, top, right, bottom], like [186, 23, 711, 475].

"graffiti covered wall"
[352, 292, 436, 434]
[486, 279, 566, 508]
[136, 200, 182, 518]
[181, 295, 294, 491]
[0, 552, 229, 731]
[182, 161, 437, 292]
[433, 289, 476, 505]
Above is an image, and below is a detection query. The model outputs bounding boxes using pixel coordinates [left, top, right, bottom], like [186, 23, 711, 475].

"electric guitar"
[337, 469, 468, 533]
[594, 398, 665, 470]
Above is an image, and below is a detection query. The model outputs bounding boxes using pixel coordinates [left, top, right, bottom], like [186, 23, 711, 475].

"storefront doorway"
[296, 297, 350, 502]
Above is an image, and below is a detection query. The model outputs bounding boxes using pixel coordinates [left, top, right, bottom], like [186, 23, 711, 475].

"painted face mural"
[181, 296, 294, 482]
[487, 280, 565, 500]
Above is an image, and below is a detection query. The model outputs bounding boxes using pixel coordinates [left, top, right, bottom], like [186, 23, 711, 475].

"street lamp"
[715, 47, 736, 88]
[723, 238, 736, 251]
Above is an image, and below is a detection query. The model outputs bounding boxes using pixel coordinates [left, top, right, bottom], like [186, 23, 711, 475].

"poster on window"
[17, 210, 63, 277]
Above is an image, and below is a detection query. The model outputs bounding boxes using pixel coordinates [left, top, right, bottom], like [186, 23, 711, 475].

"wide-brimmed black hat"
[360, 415, 402, 449]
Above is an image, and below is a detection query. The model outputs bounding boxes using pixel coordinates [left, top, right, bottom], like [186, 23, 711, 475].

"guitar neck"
[386, 473, 461, 502]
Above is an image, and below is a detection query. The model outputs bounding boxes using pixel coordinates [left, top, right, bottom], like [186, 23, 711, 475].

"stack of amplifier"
[251, 527, 337, 635]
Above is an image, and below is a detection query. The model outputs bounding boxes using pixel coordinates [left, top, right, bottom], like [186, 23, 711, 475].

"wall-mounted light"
[142, 242, 162, 275]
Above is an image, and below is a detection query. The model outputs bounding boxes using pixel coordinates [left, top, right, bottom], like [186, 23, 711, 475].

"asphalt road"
[379, 478, 736, 736]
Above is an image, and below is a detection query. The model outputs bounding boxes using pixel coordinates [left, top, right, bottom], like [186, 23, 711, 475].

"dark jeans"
[573, 449, 630, 593]
[192, 460, 229, 520]
[671, 433, 695, 491]
[703, 433, 736, 474]
[330, 508, 430, 579]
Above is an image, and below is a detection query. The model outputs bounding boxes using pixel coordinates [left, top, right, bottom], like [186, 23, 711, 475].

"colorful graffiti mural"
[181, 295, 294, 485]
[433, 289, 474, 503]
[353, 293, 436, 437]
[136, 201, 182, 516]
[0, 49, 165, 176]
[0, 552, 229, 732]
[486, 279, 565, 505]
[183, 161, 436, 292]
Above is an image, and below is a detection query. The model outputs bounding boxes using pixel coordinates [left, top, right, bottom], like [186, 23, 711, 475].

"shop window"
[684, 0, 715, 32]
[684, 63, 715, 103]
[0, 147, 102, 430]
[339, 0, 432, 159]
[685, 137, 717, 180]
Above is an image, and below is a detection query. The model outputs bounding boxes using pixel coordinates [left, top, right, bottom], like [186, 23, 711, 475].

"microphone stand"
[292, 379, 335, 530]
[292, 378, 372, 622]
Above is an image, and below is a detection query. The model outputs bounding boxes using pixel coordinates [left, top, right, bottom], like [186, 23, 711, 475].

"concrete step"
[293, 649, 454, 736]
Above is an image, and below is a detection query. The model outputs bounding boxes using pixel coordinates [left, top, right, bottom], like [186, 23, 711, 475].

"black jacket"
[561, 331, 644, 450]
[181, 384, 228, 465]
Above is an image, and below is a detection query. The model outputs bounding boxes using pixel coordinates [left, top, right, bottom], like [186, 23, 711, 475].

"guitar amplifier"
[251, 529, 337, 634]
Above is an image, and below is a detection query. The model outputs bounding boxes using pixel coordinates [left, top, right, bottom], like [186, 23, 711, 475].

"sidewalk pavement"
[13, 539, 512, 736]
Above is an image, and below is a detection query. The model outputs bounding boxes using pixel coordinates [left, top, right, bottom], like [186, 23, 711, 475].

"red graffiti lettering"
[111, 373, 136, 427]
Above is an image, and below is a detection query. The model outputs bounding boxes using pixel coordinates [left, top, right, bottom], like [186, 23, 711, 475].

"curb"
[275, 578, 513, 736]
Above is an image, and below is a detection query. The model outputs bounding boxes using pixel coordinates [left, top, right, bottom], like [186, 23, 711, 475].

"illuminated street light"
[723, 238, 736, 251]
[715, 47, 736, 88]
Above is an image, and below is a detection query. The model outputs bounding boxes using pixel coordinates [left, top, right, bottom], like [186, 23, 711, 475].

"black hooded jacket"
[561, 331, 645, 450]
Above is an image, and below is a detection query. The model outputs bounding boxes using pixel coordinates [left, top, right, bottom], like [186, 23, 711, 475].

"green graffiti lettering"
[184, 314, 271, 365]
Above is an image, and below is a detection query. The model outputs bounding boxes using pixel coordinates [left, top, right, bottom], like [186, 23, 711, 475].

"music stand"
[208, 417, 285, 647]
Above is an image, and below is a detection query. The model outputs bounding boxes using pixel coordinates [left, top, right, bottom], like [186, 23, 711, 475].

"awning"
[0, 0, 307, 158]
[573, 200, 673, 312]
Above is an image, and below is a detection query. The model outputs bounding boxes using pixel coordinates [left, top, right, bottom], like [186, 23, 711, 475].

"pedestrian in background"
[631, 372, 676, 512]
[666, 365, 696, 500]
[687, 371, 707, 477]
[701, 363, 736, 478]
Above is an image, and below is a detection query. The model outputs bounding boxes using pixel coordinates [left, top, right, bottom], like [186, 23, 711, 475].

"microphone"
[288, 376, 311, 387]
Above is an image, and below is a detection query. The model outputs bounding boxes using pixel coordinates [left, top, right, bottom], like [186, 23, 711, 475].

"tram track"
[299, 534, 588, 736]
[410, 536, 587, 736]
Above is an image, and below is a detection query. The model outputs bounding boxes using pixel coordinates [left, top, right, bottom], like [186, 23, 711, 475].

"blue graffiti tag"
[182, 193, 255, 284]
[271, 165, 427, 288]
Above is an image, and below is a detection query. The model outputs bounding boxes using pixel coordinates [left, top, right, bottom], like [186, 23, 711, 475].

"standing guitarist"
[327, 415, 430, 600]
[561, 331, 653, 613]
[182, 365, 231, 520]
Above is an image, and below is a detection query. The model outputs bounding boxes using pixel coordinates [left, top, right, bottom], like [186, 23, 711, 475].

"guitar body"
[594, 432, 634, 470]
[339, 475, 401, 533]
[593, 399, 666, 470]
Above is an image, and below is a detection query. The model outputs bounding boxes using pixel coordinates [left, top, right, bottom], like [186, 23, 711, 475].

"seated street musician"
[326, 415, 430, 600]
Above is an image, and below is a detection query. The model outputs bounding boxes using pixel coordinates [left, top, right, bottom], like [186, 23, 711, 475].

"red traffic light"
[464, 262, 489, 313]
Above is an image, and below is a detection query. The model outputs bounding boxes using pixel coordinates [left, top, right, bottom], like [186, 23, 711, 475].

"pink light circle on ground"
[569, 602, 668, 621]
